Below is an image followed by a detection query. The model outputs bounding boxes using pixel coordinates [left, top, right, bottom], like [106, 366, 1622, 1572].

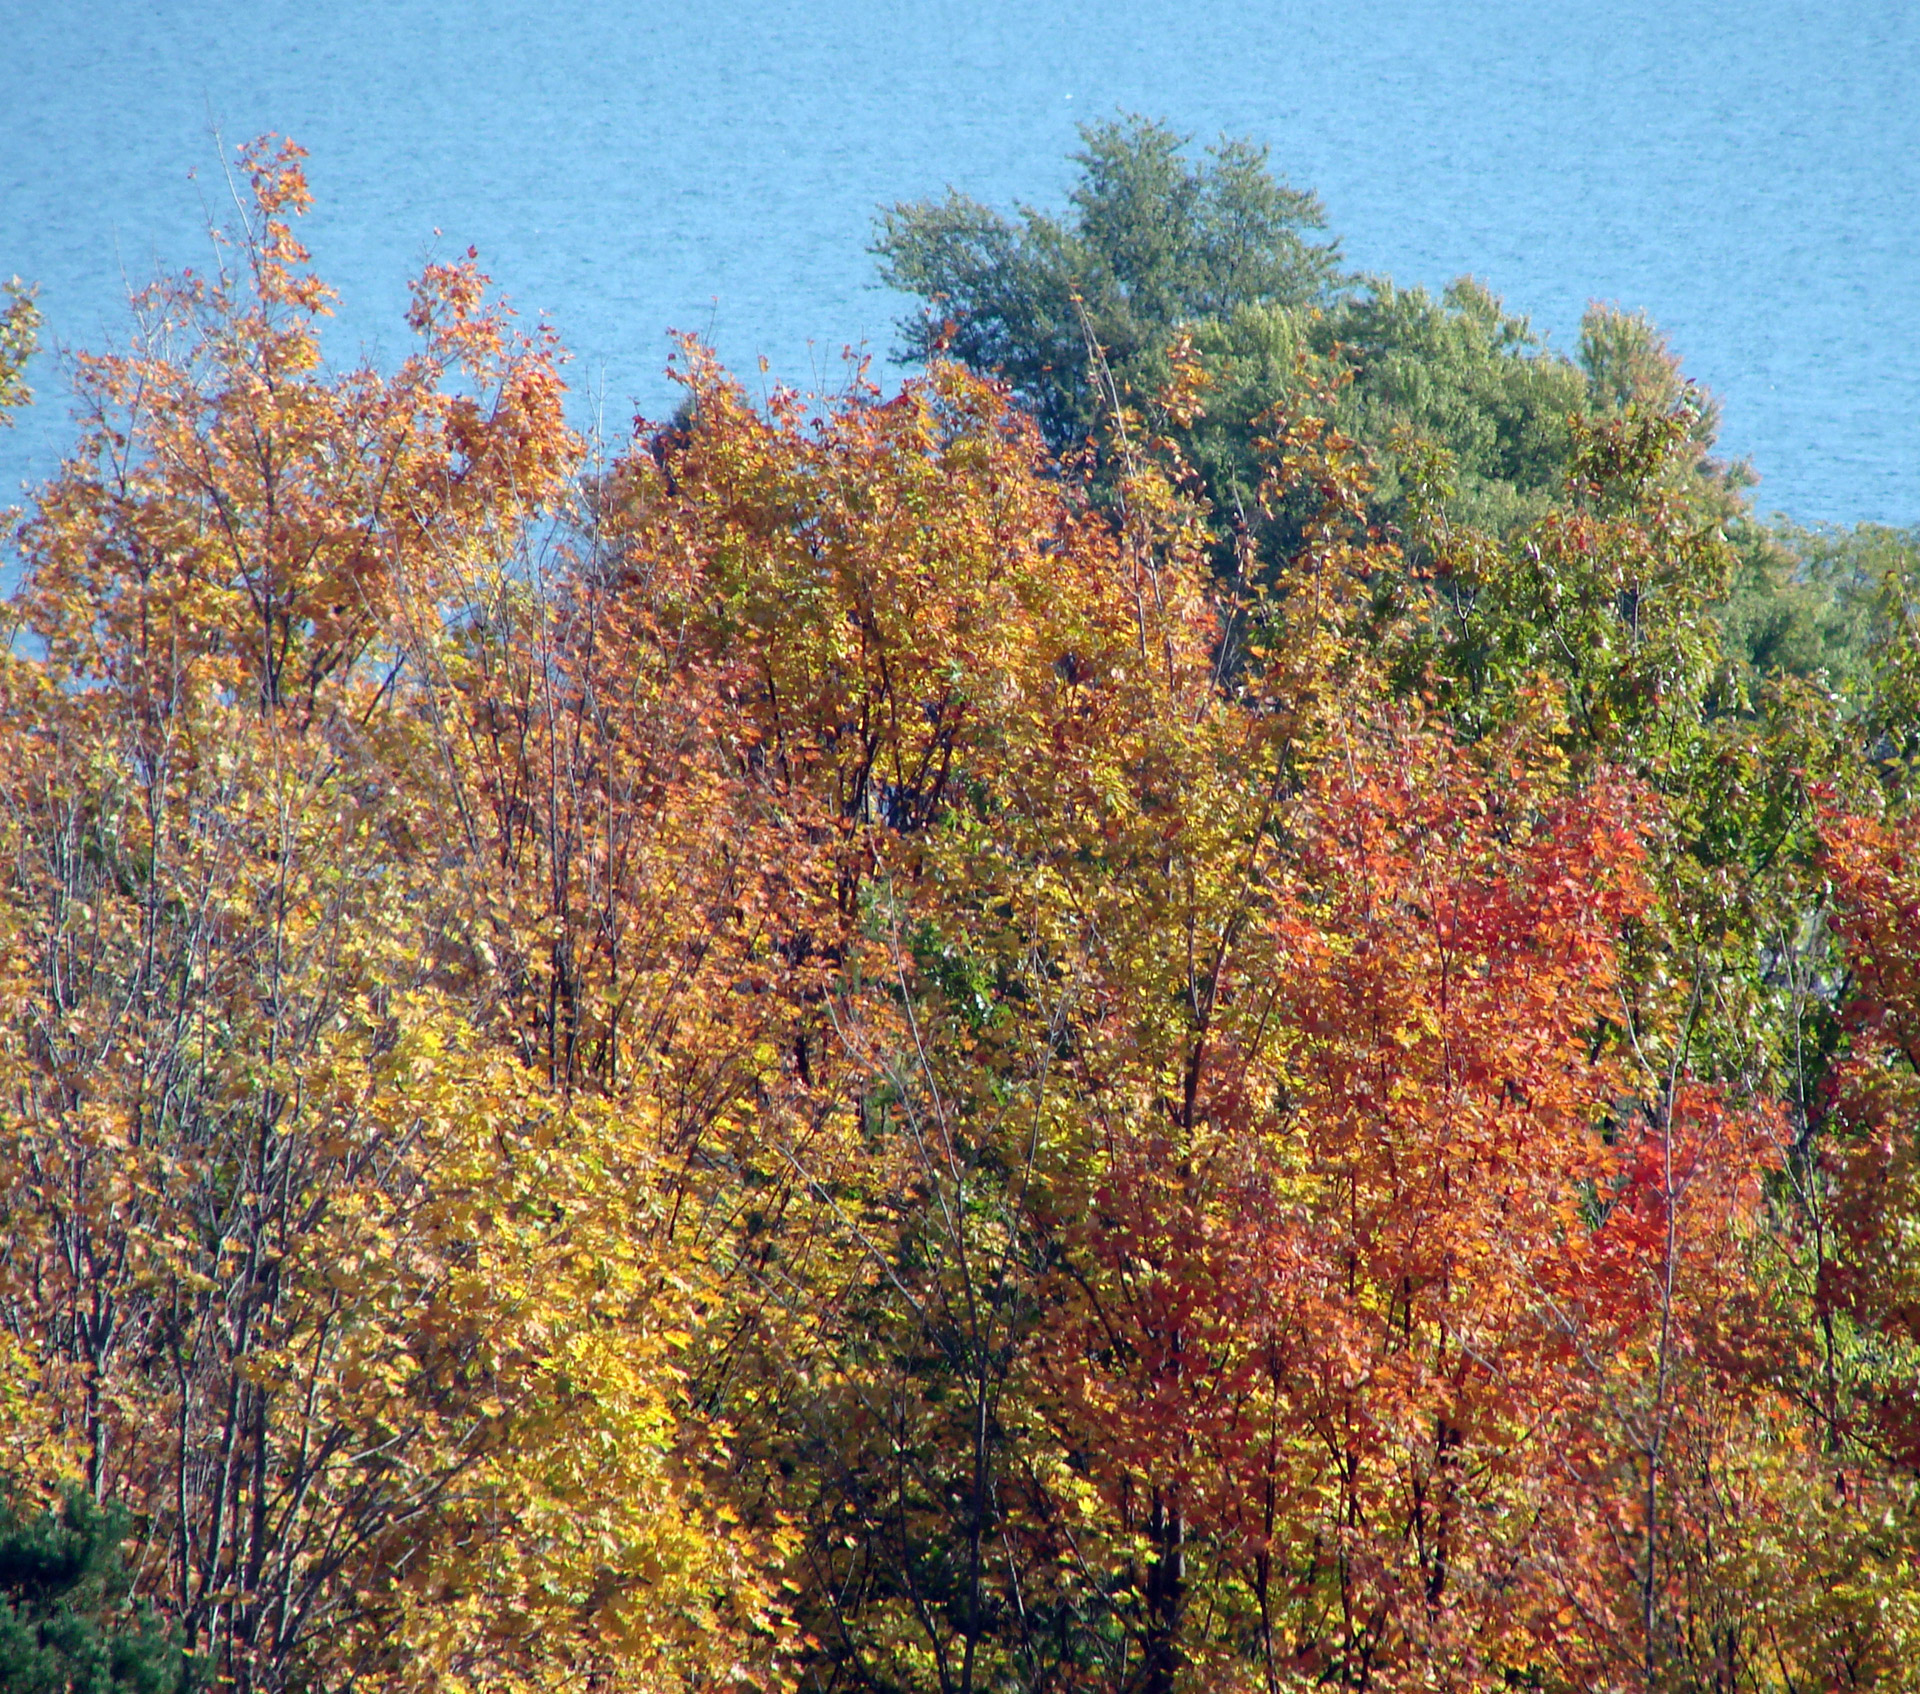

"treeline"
[0, 132, 1918, 1694]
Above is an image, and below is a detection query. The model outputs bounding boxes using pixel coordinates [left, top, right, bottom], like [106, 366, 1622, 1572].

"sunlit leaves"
[1, 130, 1906, 1694]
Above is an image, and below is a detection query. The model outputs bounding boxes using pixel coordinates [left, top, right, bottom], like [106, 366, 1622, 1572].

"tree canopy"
[0, 131, 1917, 1694]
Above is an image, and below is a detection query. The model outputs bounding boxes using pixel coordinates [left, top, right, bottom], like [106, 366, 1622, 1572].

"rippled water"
[3, 0, 1914, 524]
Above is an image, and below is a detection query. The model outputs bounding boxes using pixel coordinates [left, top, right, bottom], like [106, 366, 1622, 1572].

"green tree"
[875, 115, 1342, 450]
[1313, 277, 1589, 534]
[0, 1489, 186, 1694]
[1718, 519, 1920, 716]
[876, 120, 1756, 568]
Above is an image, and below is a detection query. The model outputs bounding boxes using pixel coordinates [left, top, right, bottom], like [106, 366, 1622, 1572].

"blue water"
[3, 0, 1915, 525]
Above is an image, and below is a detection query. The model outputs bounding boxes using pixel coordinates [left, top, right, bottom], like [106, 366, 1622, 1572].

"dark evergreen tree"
[0, 1490, 186, 1694]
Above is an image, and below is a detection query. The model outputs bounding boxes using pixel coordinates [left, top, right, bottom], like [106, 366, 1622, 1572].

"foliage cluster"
[1, 135, 1919, 1694]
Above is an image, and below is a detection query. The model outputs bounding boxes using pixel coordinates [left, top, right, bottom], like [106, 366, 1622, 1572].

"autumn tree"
[0, 137, 792, 1694]
[555, 332, 1811, 1693]
[0, 279, 36, 429]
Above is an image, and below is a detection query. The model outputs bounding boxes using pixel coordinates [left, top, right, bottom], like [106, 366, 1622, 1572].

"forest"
[1, 122, 1919, 1694]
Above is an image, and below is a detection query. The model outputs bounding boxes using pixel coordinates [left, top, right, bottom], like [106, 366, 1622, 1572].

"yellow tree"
[0, 138, 791, 1694]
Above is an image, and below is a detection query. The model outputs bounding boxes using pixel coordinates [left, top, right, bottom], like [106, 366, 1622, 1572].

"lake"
[3, 0, 1914, 526]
